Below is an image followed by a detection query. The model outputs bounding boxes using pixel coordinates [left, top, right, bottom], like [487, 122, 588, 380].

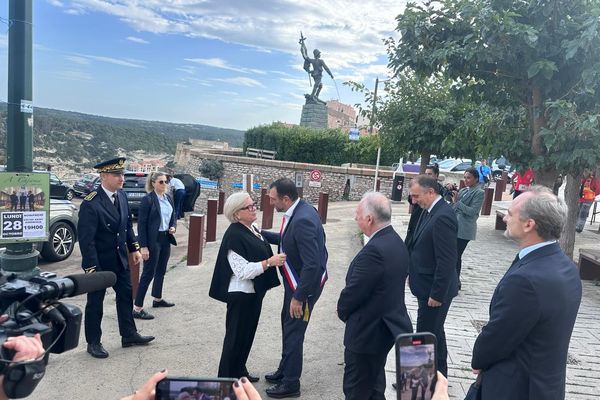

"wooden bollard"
[206, 199, 218, 242]
[375, 178, 381, 192]
[494, 180, 505, 201]
[318, 192, 329, 224]
[261, 192, 274, 229]
[217, 191, 225, 214]
[297, 187, 303, 198]
[187, 214, 205, 266]
[481, 187, 494, 215]
[128, 252, 139, 299]
[260, 188, 267, 210]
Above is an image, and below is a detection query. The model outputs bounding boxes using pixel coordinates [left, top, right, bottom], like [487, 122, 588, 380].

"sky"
[0, 0, 411, 130]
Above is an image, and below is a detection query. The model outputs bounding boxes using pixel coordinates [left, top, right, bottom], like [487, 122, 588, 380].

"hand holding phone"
[155, 377, 237, 400]
[395, 332, 437, 400]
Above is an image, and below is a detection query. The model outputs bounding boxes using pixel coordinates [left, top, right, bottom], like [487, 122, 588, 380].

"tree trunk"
[419, 152, 431, 174]
[529, 86, 559, 188]
[535, 167, 558, 189]
[559, 173, 579, 259]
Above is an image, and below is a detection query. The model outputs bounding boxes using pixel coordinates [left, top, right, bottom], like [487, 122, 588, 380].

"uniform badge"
[84, 191, 97, 201]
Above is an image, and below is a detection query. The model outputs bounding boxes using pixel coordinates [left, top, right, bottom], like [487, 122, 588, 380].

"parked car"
[73, 173, 100, 197]
[123, 171, 149, 217]
[438, 158, 473, 172]
[47, 172, 76, 201]
[37, 199, 79, 262]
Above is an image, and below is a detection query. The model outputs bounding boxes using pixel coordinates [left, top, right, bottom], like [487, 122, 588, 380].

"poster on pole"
[0, 172, 50, 244]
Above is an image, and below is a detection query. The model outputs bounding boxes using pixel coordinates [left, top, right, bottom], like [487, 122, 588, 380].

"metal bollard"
[318, 192, 329, 224]
[481, 187, 494, 215]
[261, 192, 274, 229]
[128, 252, 139, 299]
[206, 199, 218, 242]
[217, 191, 225, 214]
[187, 214, 205, 266]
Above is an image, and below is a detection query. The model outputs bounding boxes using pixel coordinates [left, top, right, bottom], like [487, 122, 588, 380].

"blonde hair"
[223, 191, 251, 223]
[145, 171, 167, 193]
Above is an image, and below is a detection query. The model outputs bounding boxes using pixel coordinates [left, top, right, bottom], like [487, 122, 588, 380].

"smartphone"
[155, 377, 237, 400]
[395, 332, 437, 400]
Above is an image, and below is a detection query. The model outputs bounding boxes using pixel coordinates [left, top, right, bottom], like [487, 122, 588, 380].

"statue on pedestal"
[299, 32, 334, 104]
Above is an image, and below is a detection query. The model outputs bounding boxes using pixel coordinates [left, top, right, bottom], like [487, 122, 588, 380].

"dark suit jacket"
[262, 199, 328, 302]
[407, 198, 458, 303]
[472, 243, 582, 400]
[337, 225, 412, 355]
[78, 189, 139, 272]
[137, 191, 177, 250]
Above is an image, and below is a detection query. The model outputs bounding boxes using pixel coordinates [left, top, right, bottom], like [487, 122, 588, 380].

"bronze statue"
[300, 32, 334, 104]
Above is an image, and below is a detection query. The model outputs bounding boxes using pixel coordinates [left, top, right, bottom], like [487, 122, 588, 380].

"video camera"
[0, 270, 116, 398]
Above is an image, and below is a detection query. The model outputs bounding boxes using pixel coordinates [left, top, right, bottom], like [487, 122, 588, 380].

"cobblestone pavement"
[34, 199, 599, 399]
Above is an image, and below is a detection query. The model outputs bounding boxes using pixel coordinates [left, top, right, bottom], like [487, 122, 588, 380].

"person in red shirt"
[576, 169, 600, 232]
[512, 168, 535, 199]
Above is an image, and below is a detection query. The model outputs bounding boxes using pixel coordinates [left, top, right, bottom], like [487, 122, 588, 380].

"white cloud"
[47, 0, 65, 7]
[126, 36, 149, 44]
[185, 57, 266, 75]
[54, 69, 93, 81]
[79, 54, 146, 68]
[213, 77, 265, 88]
[65, 55, 91, 65]
[176, 66, 196, 74]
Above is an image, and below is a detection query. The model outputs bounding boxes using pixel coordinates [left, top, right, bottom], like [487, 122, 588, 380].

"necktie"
[280, 215, 287, 236]
[112, 193, 120, 213]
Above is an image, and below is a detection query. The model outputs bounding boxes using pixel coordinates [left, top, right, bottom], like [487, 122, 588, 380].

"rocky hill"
[0, 103, 245, 180]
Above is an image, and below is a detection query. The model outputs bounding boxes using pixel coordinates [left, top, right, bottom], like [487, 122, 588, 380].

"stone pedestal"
[300, 101, 328, 128]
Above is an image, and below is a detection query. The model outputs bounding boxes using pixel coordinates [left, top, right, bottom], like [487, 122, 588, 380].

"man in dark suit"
[78, 157, 155, 359]
[338, 192, 412, 399]
[18, 192, 26, 211]
[406, 175, 458, 377]
[9, 191, 18, 211]
[471, 186, 582, 400]
[262, 178, 328, 398]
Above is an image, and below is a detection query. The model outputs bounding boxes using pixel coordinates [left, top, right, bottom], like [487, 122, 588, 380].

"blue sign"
[197, 177, 218, 189]
[231, 182, 262, 190]
[349, 128, 360, 141]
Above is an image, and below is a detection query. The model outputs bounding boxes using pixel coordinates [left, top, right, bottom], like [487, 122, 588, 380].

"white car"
[438, 158, 473, 172]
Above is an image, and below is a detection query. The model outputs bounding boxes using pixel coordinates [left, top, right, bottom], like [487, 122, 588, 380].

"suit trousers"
[85, 266, 137, 344]
[174, 189, 186, 219]
[456, 238, 470, 282]
[417, 297, 452, 377]
[343, 348, 388, 400]
[218, 291, 265, 378]
[134, 233, 171, 307]
[278, 283, 321, 385]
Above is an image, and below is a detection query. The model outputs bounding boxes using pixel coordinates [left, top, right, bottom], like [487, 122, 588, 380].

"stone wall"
[175, 149, 415, 212]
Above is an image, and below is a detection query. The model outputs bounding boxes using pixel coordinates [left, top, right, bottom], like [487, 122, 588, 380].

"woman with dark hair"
[133, 171, 177, 320]
[210, 192, 283, 382]
[450, 167, 484, 290]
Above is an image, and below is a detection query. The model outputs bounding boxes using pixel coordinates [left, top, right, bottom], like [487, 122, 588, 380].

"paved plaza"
[34, 199, 600, 399]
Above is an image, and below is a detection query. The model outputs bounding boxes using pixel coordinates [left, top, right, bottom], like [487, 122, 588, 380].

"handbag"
[167, 233, 177, 246]
[464, 373, 482, 400]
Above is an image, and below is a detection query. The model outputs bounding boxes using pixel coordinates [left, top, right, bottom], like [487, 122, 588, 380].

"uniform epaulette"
[84, 191, 97, 201]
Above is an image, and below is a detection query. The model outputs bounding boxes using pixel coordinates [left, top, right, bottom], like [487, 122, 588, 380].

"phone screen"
[395, 333, 437, 400]
[155, 378, 237, 400]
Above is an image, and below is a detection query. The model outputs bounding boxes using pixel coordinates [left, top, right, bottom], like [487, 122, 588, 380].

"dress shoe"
[122, 333, 155, 348]
[244, 373, 260, 383]
[87, 343, 109, 359]
[265, 369, 284, 384]
[133, 309, 155, 320]
[152, 299, 175, 308]
[266, 383, 300, 398]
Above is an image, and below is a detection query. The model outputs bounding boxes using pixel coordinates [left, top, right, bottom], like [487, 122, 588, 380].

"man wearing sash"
[262, 178, 328, 398]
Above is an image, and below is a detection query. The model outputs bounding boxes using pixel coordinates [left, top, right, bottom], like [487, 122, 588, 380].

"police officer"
[78, 157, 155, 359]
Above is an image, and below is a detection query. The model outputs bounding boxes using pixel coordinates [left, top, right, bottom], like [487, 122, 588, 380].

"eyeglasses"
[156, 180, 167, 184]
[240, 204, 257, 211]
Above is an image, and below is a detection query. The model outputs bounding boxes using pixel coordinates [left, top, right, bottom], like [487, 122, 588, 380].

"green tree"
[388, 0, 600, 256]
[200, 159, 225, 187]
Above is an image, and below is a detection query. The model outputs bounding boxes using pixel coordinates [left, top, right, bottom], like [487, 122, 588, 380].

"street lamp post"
[371, 77, 390, 191]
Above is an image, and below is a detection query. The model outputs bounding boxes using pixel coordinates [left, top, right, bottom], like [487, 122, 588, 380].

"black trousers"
[343, 348, 388, 400]
[416, 297, 452, 377]
[218, 291, 265, 378]
[277, 282, 322, 385]
[135, 233, 171, 308]
[456, 238, 470, 281]
[85, 266, 137, 344]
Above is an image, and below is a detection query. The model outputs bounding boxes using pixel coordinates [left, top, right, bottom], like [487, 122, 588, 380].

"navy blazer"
[262, 199, 328, 302]
[78, 189, 139, 272]
[472, 243, 582, 400]
[137, 191, 177, 249]
[407, 198, 458, 303]
[337, 225, 412, 355]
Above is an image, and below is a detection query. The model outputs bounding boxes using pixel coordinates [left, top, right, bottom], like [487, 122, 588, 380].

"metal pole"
[1, 0, 38, 278]
[371, 78, 381, 191]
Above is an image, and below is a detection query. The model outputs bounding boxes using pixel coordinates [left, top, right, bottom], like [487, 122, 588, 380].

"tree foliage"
[200, 159, 225, 181]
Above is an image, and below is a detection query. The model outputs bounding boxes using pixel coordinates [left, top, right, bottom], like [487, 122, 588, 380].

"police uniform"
[78, 157, 154, 358]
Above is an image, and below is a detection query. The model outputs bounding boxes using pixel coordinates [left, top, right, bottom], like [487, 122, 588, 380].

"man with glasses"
[78, 157, 155, 359]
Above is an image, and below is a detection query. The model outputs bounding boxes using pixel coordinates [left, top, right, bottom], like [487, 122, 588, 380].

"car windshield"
[123, 175, 147, 188]
[437, 159, 457, 168]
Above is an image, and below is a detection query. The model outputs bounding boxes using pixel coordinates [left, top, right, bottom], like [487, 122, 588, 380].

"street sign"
[349, 128, 359, 141]
[310, 169, 322, 182]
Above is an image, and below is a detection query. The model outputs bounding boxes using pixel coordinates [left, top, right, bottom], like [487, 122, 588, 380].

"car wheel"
[40, 222, 75, 262]
[65, 190, 75, 201]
